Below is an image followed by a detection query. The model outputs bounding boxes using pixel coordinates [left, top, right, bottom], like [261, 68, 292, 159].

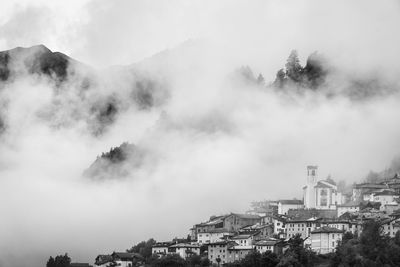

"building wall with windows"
[310, 227, 343, 254]
[197, 230, 232, 244]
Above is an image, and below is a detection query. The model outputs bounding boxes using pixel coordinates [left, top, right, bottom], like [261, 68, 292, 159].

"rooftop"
[228, 245, 254, 250]
[170, 243, 200, 249]
[231, 234, 255, 239]
[254, 239, 281, 246]
[279, 199, 303, 205]
[337, 201, 360, 207]
[311, 226, 344, 234]
[374, 190, 399, 196]
[111, 252, 143, 261]
[229, 213, 261, 220]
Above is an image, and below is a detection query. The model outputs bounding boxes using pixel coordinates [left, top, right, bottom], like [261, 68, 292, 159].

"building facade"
[303, 166, 343, 210]
[310, 227, 343, 254]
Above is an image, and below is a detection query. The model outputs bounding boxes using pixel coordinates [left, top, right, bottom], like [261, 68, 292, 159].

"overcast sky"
[1, 1, 400, 267]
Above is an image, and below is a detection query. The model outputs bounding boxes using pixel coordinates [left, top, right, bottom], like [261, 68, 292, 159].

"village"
[88, 165, 400, 266]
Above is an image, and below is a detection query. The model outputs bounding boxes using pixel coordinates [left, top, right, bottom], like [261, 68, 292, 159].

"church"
[303, 166, 343, 210]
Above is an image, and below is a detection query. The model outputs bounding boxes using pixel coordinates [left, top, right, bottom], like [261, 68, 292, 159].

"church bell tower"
[307, 165, 318, 184]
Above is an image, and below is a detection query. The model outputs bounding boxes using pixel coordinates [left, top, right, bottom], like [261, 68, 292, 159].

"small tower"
[307, 165, 318, 184]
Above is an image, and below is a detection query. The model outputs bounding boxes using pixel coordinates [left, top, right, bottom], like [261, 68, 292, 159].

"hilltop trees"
[285, 50, 303, 83]
[46, 254, 71, 267]
[127, 238, 157, 260]
[273, 50, 328, 90]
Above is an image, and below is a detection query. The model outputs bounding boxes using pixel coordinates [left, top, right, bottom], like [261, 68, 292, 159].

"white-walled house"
[373, 190, 400, 205]
[110, 252, 144, 267]
[168, 243, 200, 259]
[286, 217, 322, 240]
[254, 238, 282, 254]
[272, 216, 287, 238]
[231, 233, 258, 246]
[278, 200, 304, 215]
[151, 242, 174, 256]
[310, 227, 343, 254]
[197, 229, 233, 244]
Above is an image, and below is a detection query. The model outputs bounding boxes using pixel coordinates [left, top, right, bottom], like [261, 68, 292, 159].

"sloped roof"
[233, 213, 261, 219]
[279, 199, 303, 205]
[95, 255, 113, 265]
[207, 241, 238, 247]
[70, 263, 92, 267]
[152, 242, 174, 248]
[311, 226, 344, 234]
[254, 238, 280, 246]
[204, 228, 232, 233]
[287, 217, 322, 223]
[337, 201, 360, 207]
[354, 183, 387, 189]
[231, 233, 259, 239]
[315, 180, 336, 189]
[111, 252, 144, 261]
[228, 245, 254, 250]
[374, 190, 399, 196]
[170, 243, 200, 249]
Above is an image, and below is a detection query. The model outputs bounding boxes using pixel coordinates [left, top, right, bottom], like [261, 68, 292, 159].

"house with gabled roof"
[230, 232, 260, 246]
[254, 238, 283, 254]
[110, 252, 144, 267]
[168, 243, 200, 259]
[223, 213, 261, 231]
[207, 240, 237, 265]
[239, 223, 274, 239]
[151, 241, 174, 256]
[310, 226, 344, 254]
[286, 217, 323, 241]
[278, 199, 304, 215]
[197, 228, 234, 244]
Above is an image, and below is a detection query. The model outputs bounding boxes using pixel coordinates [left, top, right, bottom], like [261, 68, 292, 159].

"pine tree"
[285, 50, 303, 82]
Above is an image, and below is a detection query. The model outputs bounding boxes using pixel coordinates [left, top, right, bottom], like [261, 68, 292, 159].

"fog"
[1, 0, 400, 266]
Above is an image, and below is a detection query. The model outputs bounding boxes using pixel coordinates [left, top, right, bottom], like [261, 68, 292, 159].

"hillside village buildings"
[93, 166, 400, 266]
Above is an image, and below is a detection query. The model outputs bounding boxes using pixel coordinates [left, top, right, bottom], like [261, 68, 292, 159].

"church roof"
[314, 180, 336, 189]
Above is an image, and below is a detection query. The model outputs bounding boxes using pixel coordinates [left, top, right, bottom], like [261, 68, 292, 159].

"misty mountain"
[363, 155, 400, 183]
[83, 142, 145, 180]
[0, 44, 76, 82]
[0, 45, 169, 135]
